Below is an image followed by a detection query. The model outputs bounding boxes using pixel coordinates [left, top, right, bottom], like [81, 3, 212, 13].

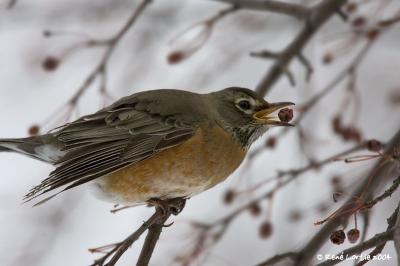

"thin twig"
[69, 0, 151, 105]
[90, 198, 185, 266]
[317, 204, 399, 266]
[90, 211, 160, 266]
[137, 220, 167, 266]
[180, 142, 369, 263]
[41, 0, 151, 129]
[256, 0, 348, 96]
[394, 202, 400, 266]
[255, 252, 297, 266]
[294, 129, 400, 266]
[316, 228, 395, 266]
[211, 0, 310, 19]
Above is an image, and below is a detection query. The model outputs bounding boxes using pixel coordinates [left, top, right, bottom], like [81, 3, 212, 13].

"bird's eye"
[238, 100, 251, 110]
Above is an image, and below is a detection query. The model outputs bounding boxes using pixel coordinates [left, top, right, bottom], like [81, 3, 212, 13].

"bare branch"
[211, 0, 310, 19]
[293, 129, 400, 266]
[39, 0, 151, 130]
[255, 252, 297, 266]
[316, 228, 395, 266]
[256, 0, 348, 96]
[395, 202, 400, 266]
[356, 204, 399, 266]
[90, 198, 186, 266]
[7, 0, 16, 8]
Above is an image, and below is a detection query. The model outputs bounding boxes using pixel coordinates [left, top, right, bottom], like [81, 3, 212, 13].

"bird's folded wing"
[24, 98, 196, 204]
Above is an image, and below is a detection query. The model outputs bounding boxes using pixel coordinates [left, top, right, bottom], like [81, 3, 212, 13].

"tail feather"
[0, 145, 11, 152]
[0, 136, 64, 163]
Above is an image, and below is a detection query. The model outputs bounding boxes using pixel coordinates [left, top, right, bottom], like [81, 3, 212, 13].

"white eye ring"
[235, 97, 256, 114]
[238, 100, 251, 110]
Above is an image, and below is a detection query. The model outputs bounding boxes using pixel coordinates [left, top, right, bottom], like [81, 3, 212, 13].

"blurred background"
[0, 0, 399, 265]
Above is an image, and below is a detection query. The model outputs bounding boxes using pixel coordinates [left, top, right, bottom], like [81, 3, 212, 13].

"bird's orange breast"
[95, 124, 246, 204]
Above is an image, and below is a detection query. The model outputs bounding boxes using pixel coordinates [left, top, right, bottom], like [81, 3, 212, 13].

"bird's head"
[209, 87, 294, 148]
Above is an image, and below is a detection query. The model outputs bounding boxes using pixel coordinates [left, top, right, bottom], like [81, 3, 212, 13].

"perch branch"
[90, 198, 186, 266]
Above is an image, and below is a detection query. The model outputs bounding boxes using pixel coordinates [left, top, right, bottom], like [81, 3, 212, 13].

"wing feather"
[24, 101, 196, 203]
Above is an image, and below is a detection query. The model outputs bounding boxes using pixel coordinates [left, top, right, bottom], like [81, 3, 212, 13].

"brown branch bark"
[316, 228, 395, 266]
[256, 0, 348, 96]
[211, 0, 310, 19]
[90, 198, 186, 266]
[355, 203, 399, 266]
[293, 128, 400, 266]
[68, 0, 152, 105]
[137, 214, 170, 266]
[316, 204, 399, 266]
[256, 127, 400, 266]
[394, 201, 400, 266]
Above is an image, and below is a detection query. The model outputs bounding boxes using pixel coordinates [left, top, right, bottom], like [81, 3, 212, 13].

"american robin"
[0, 87, 293, 206]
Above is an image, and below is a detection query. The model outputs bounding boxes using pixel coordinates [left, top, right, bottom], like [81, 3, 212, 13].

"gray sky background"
[0, 0, 399, 265]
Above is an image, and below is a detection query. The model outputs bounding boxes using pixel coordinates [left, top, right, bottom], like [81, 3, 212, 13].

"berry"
[42, 56, 59, 71]
[352, 17, 366, 28]
[223, 189, 235, 204]
[330, 229, 346, 245]
[278, 108, 293, 123]
[288, 210, 302, 222]
[28, 124, 40, 136]
[367, 139, 382, 152]
[167, 51, 185, 64]
[259, 221, 273, 239]
[265, 137, 276, 148]
[248, 202, 262, 216]
[323, 53, 333, 64]
[347, 228, 360, 243]
[345, 3, 357, 14]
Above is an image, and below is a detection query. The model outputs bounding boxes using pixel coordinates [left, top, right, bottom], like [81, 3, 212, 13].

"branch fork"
[90, 197, 186, 266]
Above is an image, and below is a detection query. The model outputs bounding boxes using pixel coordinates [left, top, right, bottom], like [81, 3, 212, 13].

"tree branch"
[39, 0, 151, 130]
[211, 0, 310, 19]
[256, 0, 348, 96]
[316, 228, 395, 266]
[316, 203, 399, 266]
[90, 198, 186, 266]
[394, 202, 400, 266]
[255, 127, 400, 266]
[295, 129, 400, 266]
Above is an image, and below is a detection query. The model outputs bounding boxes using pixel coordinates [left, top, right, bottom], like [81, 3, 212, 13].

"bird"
[0, 87, 294, 206]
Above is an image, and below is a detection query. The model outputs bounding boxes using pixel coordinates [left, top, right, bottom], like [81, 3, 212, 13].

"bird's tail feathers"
[0, 136, 63, 163]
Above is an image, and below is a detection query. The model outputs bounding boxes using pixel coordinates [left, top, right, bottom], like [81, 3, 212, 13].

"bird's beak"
[253, 102, 295, 126]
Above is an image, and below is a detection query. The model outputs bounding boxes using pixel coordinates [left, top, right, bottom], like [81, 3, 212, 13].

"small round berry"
[259, 221, 273, 239]
[223, 189, 235, 204]
[345, 3, 357, 14]
[352, 17, 366, 28]
[347, 228, 360, 244]
[167, 51, 185, 64]
[265, 137, 277, 148]
[248, 202, 262, 216]
[366, 29, 380, 41]
[323, 53, 333, 64]
[367, 139, 382, 152]
[28, 124, 40, 136]
[330, 229, 346, 245]
[330, 176, 342, 186]
[42, 56, 59, 71]
[278, 108, 293, 123]
[288, 210, 302, 222]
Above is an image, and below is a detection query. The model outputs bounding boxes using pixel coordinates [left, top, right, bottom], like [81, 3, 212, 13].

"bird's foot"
[147, 197, 186, 216]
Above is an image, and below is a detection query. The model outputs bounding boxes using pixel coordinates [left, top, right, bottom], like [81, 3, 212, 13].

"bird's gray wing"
[24, 95, 197, 204]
